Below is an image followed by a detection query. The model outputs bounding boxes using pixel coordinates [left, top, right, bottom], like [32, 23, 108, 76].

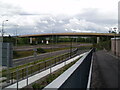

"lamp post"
[113, 27, 117, 56]
[1, 20, 8, 42]
[15, 25, 19, 46]
[70, 36, 72, 58]
[50, 29, 54, 74]
[51, 29, 54, 51]
[1, 20, 8, 37]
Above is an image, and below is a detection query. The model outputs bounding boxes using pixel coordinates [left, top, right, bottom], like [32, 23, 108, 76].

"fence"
[1, 48, 78, 88]
[44, 48, 95, 89]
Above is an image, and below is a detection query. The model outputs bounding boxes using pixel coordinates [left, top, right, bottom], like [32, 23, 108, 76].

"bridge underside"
[18, 33, 120, 44]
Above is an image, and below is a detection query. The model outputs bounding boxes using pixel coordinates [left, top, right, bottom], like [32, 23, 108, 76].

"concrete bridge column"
[46, 40, 49, 44]
[46, 38, 49, 45]
[97, 37, 100, 43]
[41, 40, 44, 43]
[30, 37, 33, 44]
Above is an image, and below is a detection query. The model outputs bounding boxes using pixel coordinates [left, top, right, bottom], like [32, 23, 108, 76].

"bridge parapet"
[19, 33, 120, 37]
[44, 49, 94, 89]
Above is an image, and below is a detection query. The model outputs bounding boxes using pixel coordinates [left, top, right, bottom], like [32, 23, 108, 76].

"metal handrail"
[44, 48, 94, 89]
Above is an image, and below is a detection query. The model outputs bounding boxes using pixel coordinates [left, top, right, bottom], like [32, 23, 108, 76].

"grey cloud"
[0, 1, 28, 17]
[64, 18, 108, 33]
[0, 3, 117, 36]
[76, 8, 117, 25]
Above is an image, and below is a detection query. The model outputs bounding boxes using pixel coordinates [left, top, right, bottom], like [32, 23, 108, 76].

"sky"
[0, 0, 119, 36]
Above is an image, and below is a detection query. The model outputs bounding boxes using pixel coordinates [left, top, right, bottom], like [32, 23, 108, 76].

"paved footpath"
[92, 50, 119, 88]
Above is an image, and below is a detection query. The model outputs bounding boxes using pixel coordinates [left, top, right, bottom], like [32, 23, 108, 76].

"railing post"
[16, 68, 19, 90]
[31, 66, 32, 75]
[55, 58, 56, 65]
[11, 73, 13, 84]
[45, 61, 46, 70]
[64, 58, 66, 66]
[39, 63, 41, 72]
[26, 65, 28, 86]
[50, 60, 52, 74]
[22, 69, 24, 79]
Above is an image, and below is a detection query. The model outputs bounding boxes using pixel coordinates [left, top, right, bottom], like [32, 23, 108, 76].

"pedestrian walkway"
[93, 50, 119, 88]
[4, 52, 87, 89]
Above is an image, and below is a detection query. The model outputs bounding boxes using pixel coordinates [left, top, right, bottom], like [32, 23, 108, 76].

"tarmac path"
[91, 50, 119, 88]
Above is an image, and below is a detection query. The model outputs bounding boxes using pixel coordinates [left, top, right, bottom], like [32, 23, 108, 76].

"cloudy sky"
[0, 0, 119, 36]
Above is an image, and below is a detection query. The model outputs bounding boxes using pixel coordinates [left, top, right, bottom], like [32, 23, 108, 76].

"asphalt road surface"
[92, 50, 119, 88]
[13, 43, 92, 51]
[13, 49, 89, 67]
[13, 49, 72, 67]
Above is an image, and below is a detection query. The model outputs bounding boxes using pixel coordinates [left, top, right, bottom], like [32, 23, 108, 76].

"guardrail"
[44, 48, 95, 89]
[1, 48, 78, 88]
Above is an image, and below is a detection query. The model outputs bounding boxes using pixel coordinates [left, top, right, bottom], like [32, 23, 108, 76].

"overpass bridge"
[19, 32, 120, 37]
[18, 33, 120, 44]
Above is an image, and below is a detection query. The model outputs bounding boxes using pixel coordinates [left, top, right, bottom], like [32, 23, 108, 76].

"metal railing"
[1, 48, 78, 88]
[44, 48, 95, 89]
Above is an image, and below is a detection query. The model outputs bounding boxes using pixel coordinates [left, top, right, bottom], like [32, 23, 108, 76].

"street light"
[15, 25, 19, 46]
[50, 29, 54, 74]
[70, 36, 72, 58]
[70, 32, 74, 58]
[0, 20, 8, 42]
[1, 20, 8, 37]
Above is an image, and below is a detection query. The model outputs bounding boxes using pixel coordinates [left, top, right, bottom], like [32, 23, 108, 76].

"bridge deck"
[19, 33, 120, 37]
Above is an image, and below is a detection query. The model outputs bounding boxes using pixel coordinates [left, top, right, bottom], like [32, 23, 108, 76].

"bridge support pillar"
[41, 40, 44, 43]
[97, 37, 100, 43]
[46, 40, 49, 44]
[46, 38, 49, 45]
[30, 37, 33, 44]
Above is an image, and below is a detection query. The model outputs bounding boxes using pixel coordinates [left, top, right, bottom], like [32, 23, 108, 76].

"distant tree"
[17, 37, 29, 45]
[108, 30, 111, 33]
[8, 35, 11, 37]
[119, 31, 120, 34]
[111, 31, 116, 33]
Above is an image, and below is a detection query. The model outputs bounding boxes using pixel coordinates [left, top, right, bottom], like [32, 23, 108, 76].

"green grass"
[93, 40, 111, 51]
[13, 51, 34, 59]
[13, 42, 92, 59]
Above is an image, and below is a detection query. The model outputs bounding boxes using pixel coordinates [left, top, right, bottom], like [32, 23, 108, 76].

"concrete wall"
[111, 38, 120, 57]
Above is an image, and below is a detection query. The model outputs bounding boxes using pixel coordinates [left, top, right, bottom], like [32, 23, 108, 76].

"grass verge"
[22, 57, 81, 89]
